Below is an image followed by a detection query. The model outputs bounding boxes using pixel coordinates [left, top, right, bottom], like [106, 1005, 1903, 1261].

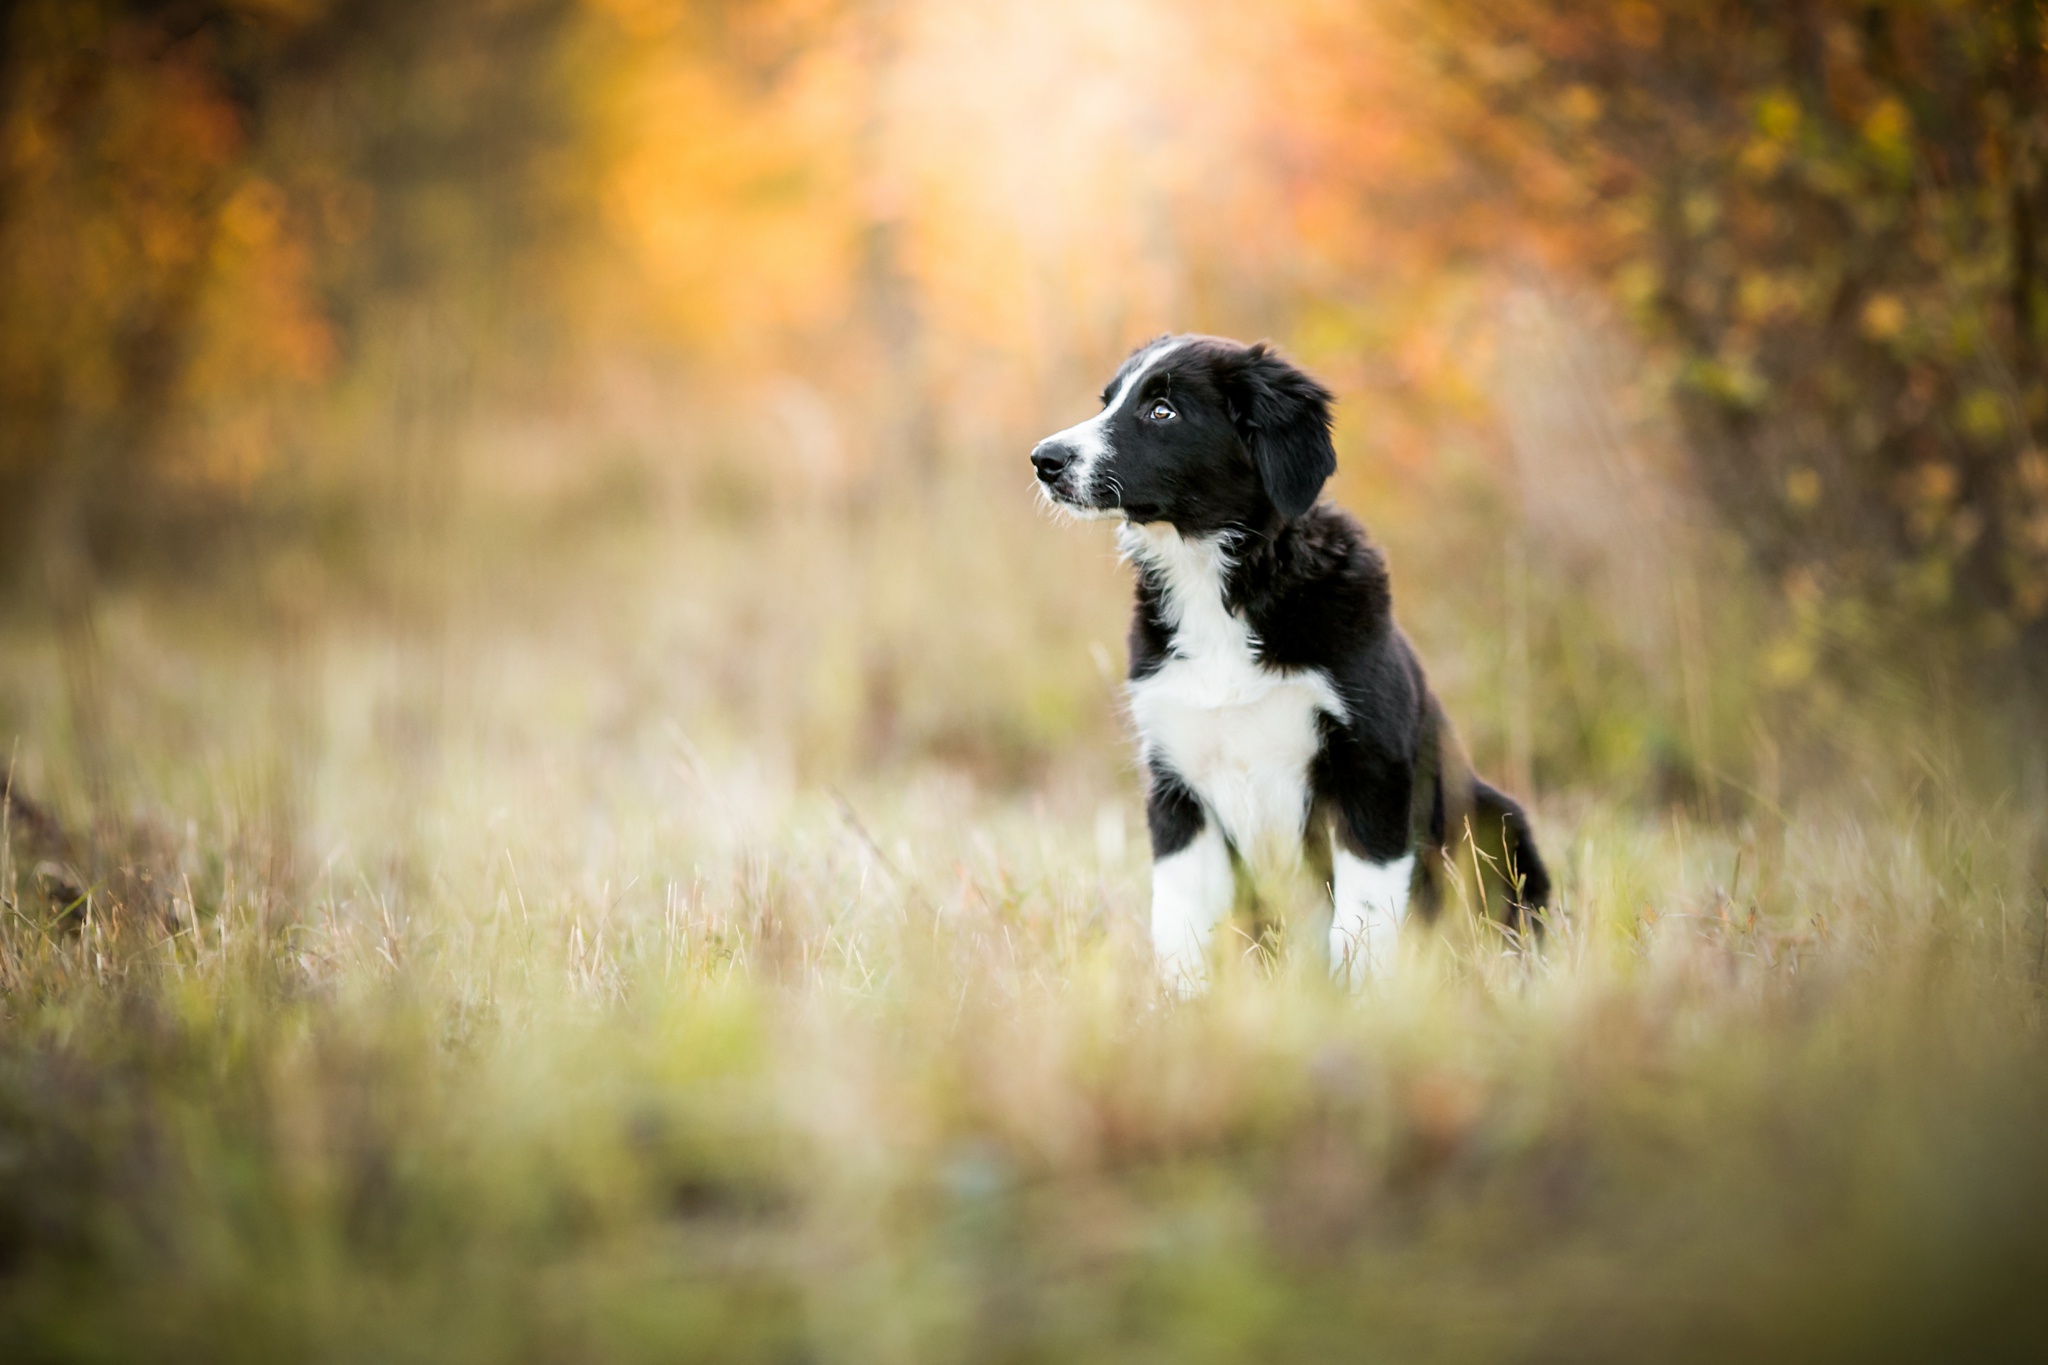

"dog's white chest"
[1121, 525, 1343, 858]
[1130, 656, 1335, 855]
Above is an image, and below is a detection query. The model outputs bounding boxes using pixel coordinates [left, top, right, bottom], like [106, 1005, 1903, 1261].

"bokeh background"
[4, 2, 2048, 1361]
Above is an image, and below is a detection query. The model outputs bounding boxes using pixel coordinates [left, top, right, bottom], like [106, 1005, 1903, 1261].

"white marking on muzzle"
[1042, 340, 1184, 515]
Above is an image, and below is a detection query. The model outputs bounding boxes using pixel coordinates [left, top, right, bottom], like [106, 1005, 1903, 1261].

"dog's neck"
[1119, 523, 1250, 659]
[1117, 510, 1300, 606]
[1117, 507, 1392, 672]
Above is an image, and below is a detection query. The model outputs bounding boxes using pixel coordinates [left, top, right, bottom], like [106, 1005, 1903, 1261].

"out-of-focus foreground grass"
[4, 463, 2047, 1364]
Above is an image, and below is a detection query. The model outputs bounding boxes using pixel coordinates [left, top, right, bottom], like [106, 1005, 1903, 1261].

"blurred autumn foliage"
[0, 0, 575, 573]
[4, 0, 2046, 708]
[1415, 0, 2048, 679]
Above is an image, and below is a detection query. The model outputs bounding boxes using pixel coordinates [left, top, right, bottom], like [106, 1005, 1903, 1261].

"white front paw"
[1150, 825, 1233, 996]
[1329, 847, 1414, 991]
[1152, 929, 1212, 997]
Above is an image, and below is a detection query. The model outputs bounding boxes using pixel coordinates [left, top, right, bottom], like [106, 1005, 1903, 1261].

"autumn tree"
[0, 0, 578, 578]
[1419, 0, 2048, 683]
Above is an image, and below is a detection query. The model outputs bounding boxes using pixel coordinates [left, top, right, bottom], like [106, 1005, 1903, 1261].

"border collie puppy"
[1032, 334, 1549, 991]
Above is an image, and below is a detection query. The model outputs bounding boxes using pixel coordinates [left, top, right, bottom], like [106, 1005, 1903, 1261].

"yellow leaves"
[1785, 467, 1821, 510]
[1615, 260, 1660, 317]
[1681, 352, 1767, 409]
[1860, 97, 1911, 163]
[1558, 84, 1602, 125]
[1958, 389, 2006, 441]
[1682, 190, 1719, 235]
[1738, 137, 1787, 179]
[1853, 95, 1915, 183]
[1901, 554, 1953, 610]
[1763, 635, 1815, 687]
[1754, 91, 1801, 143]
[1901, 461, 1983, 556]
[1736, 270, 1814, 324]
[221, 180, 288, 251]
[1735, 273, 1772, 322]
[1859, 292, 1906, 340]
[1740, 92, 1802, 179]
[1614, 1, 1661, 48]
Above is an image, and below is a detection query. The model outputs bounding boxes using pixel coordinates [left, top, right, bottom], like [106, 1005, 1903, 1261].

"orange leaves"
[575, 0, 1494, 462]
[0, 4, 344, 501]
[0, 17, 246, 419]
[166, 175, 337, 491]
[4, 0, 590, 508]
[209, 179, 335, 386]
[592, 4, 867, 360]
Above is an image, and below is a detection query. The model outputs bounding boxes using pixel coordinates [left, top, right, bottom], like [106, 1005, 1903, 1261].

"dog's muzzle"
[1031, 440, 1073, 484]
[1031, 439, 1090, 508]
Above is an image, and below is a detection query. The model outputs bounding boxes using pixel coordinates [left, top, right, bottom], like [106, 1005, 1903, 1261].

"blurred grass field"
[6, 454, 2048, 1363]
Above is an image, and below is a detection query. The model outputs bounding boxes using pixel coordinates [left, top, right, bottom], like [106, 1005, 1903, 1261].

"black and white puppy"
[1032, 334, 1549, 990]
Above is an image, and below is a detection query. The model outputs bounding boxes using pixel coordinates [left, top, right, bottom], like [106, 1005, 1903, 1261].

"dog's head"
[1031, 334, 1336, 532]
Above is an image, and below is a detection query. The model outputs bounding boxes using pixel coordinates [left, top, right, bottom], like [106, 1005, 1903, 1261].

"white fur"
[1330, 847, 1414, 987]
[1149, 821, 1234, 996]
[1039, 341, 1183, 515]
[1121, 523, 1345, 865]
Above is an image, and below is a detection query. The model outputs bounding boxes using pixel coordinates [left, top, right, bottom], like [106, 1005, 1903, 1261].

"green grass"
[4, 478, 2047, 1362]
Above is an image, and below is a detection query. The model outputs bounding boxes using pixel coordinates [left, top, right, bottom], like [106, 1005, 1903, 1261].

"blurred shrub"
[1417, 0, 2048, 683]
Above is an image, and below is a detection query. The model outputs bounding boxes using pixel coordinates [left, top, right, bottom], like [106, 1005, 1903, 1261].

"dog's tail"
[1470, 778, 1550, 932]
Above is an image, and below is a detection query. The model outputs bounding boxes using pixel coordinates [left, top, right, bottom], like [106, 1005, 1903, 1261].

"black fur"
[1034, 333, 1550, 932]
[1217, 342, 1338, 520]
[1144, 766, 1206, 860]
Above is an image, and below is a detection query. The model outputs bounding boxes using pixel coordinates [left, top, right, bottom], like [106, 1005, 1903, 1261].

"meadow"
[5, 451, 2047, 1363]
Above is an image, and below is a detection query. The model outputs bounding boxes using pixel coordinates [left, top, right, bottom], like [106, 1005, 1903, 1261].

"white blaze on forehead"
[1044, 339, 1184, 510]
[1103, 338, 1182, 417]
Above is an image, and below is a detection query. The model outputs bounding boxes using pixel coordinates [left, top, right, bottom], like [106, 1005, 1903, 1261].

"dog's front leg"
[1146, 768, 1232, 995]
[1325, 756, 1417, 989]
[1329, 842, 1415, 987]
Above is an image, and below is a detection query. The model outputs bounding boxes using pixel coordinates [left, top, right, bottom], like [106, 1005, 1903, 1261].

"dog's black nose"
[1031, 442, 1072, 482]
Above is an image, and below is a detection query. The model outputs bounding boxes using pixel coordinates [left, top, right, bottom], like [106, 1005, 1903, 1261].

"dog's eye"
[1144, 399, 1177, 422]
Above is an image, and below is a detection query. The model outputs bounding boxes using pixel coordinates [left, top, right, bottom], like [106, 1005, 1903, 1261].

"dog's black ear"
[1219, 342, 1336, 520]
